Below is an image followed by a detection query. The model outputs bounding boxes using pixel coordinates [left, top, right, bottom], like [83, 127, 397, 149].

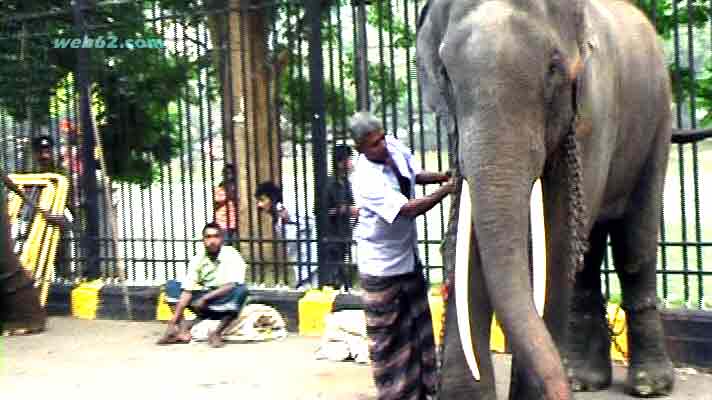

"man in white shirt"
[349, 111, 455, 400]
[158, 222, 248, 347]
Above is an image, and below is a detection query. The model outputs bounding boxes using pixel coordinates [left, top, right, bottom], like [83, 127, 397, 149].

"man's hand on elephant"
[442, 177, 457, 194]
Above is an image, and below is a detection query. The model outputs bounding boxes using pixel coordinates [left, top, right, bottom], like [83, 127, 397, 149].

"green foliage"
[637, 0, 712, 128]
[638, 0, 709, 40]
[277, 2, 412, 140]
[340, 52, 407, 113]
[0, 0, 208, 186]
[366, 2, 415, 49]
[279, 70, 356, 143]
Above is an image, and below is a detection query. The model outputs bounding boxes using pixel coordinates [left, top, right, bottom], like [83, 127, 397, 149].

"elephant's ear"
[416, 3, 451, 116]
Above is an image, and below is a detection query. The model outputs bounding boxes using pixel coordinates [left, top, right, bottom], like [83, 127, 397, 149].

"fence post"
[72, 0, 101, 280]
[306, 0, 329, 287]
[354, 0, 370, 111]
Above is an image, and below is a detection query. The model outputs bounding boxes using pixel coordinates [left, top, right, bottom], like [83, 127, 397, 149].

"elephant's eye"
[547, 50, 565, 78]
[545, 50, 566, 103]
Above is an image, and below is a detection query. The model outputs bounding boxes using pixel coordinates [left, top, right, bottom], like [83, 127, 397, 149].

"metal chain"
[437, 272, 452, 372]
[605, 302, 629, 362]
[564, 125, 589, 281]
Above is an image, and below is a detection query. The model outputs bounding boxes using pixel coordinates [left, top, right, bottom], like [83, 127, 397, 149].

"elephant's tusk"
[531, 179, 547, 317]
[455, 179, 481, 381]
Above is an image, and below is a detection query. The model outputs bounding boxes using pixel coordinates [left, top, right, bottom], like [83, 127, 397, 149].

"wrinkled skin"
[418, 0, 674, 399]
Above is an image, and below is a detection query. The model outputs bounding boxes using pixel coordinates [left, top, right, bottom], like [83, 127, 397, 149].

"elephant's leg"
[610, 217, 674, 397]
[565, 222, 612, 391]
[440, 232, 497, 400]
[509, 177, 574, 400]
[609, 134, 674, 397]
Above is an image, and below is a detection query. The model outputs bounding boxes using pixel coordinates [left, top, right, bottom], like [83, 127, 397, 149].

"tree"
[0, 1, 203, 186]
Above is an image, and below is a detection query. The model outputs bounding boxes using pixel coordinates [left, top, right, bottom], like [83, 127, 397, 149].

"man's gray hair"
[349, 111, 382, 144]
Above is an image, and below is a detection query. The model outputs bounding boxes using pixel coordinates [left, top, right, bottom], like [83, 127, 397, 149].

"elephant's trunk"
[461, 128, 570, 399]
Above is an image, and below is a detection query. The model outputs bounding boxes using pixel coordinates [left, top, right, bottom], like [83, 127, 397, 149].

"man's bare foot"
[208, 330, 224, 348]
[156, 324, 191, 345]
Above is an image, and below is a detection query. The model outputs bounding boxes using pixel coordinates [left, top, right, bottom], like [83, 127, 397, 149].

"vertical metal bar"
[651, 0, 658, 27]
[260, 2, 281, 285]
[660, 200, 669, 301]
[180, 18, 197, 251]
[195, 19, 211, 227]
[647, 0, 669, 303]
[203, 28, 217, 228]
[72, 0, 101, 280]
[376, 0, 386, 128]
[171, 17, 190, 277]
[355, 0, 370, 111]
[156, 3, 171, 282]
[307, 0, 328, 288]
[672, 0, 690, 304]
[271, 5, 286, 285]
[387, 0, 398, 142]
[336, 3, 355, 288]
[288, 2, 300, 286]
[0, 110, 6, 173]
[686, 0, 703, 308]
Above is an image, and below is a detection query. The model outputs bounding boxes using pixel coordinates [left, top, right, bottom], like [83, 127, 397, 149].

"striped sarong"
[361, 270, 438, 400]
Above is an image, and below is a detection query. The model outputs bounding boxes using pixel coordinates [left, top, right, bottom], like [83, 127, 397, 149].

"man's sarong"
[164, 280, 248, 315]
[361, 271, 438, 400]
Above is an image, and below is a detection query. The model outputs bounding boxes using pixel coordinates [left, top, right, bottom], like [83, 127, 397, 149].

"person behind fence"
[349, 111, 455, 400]
[255, 181, 318, 289]
[28, 135, 76, 279]
[158, 222, 249, 348]
[214, 165, 238, 243]
[323, 144, 358, 290]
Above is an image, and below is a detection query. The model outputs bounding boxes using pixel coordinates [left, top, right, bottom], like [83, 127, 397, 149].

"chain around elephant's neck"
[565, 120, 589, 281]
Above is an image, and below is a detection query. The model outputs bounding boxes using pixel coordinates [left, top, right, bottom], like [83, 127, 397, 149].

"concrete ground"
[1, 317, 710, 399]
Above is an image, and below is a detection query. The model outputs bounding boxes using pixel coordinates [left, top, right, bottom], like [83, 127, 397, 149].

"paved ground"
[2, 317, 711, 399]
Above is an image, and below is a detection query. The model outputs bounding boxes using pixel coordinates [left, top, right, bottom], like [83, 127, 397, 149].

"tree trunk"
[208, 0, 288, 286]
[0, 182, 46, 335]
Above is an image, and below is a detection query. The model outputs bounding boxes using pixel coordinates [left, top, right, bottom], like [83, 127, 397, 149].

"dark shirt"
[324, 175, 354, 240]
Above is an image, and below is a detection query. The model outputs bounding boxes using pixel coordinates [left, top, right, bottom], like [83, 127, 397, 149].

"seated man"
[158, 222, 249, 347]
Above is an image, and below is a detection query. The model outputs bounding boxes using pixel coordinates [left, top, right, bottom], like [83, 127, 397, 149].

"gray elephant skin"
[417, 0, 674, 399]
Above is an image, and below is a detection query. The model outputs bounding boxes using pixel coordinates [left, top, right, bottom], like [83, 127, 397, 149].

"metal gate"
[0, 0, 711, 309]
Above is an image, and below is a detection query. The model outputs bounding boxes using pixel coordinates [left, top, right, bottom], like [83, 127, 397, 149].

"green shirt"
[182, 246, 247, 291]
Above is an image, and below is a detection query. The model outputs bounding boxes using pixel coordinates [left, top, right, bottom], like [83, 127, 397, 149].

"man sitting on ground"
[158, 222, 249, 347]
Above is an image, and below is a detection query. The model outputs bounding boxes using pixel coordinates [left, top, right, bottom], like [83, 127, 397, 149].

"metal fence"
[0, 0, 711, 308]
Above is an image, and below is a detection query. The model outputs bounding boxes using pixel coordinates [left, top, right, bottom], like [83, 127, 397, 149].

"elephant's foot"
[439, 372, 496, 400]
[624, 306, 674, 397]
[564, 293, 612, 392]
[626, 364, 674, 397]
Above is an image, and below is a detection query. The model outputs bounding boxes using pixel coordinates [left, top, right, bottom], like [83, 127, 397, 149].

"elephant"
[417, 0, 674, 399]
